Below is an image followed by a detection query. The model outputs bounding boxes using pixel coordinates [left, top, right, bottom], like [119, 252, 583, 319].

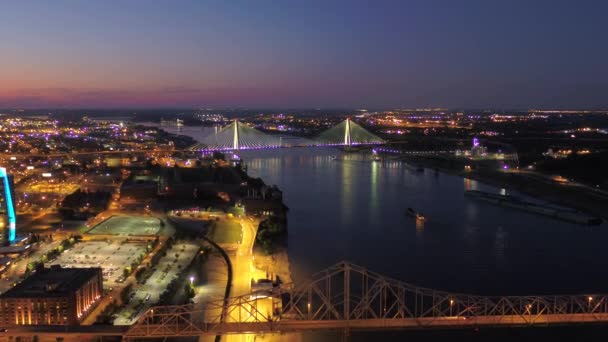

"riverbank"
[398, 155, 608, 218]
[253, 247, 293, 285]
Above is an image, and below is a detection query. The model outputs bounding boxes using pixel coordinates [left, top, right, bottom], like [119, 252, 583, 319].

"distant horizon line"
[2, 107, 608, 113]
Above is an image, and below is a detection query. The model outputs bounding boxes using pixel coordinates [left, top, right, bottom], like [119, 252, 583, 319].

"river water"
[155, 124, 608, 340]
[239, 148, 608, 296]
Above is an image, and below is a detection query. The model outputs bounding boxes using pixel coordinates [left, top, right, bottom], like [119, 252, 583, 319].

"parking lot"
[87, 215, 161, 236]
[48, 240, 148, 288]
[114, 241, 199, 325]
[0, 239, 64, 294]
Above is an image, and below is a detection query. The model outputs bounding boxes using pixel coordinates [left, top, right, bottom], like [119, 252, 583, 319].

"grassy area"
[208, 219, 242, 244]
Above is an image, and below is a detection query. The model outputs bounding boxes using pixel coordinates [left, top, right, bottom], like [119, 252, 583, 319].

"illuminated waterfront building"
[0, 167, 16, 245]
[471, 137, 488, 157]
[0, 266, 103, 325]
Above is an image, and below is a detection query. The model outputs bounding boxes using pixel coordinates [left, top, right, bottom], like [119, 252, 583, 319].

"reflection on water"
[463, 177, 480, 191]
[148, 123, 608, 295]
[152, 125, 608, 341]
[415, 219, 425, 241]
[340, 157, 354, 228]
[369, 161, 379, 223]
[494, 226, 507, 265]
[239, 147, 608, 297]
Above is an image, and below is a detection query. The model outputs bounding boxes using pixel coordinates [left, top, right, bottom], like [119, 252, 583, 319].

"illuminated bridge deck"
[189, 118, 385, 151]
[3, 263, 608, 340]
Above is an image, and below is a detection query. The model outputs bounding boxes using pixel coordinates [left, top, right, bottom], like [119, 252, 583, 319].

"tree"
[184, 283, 195, 299]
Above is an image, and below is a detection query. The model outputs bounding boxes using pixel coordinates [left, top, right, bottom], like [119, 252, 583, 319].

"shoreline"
[398, 155, 607, 218]
[252, 248, 293, 285]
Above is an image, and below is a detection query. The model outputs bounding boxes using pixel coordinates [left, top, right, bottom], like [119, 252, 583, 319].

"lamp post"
[449, 299, 454, 316]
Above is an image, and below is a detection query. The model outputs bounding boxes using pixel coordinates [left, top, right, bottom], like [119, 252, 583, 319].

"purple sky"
[1, 0, 607, 109]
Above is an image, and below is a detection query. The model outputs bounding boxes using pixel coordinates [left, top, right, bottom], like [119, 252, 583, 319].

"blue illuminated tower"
[0, 167, 16, 245]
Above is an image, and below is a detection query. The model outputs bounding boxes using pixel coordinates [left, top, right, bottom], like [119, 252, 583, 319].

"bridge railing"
[280, 262, 608, 323]
[126, 261, 608, 338]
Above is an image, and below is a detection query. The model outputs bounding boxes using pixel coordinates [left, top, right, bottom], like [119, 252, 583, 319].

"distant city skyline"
[1, 0, 607, 109]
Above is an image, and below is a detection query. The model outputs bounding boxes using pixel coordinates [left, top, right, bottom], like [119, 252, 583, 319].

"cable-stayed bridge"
[190, 120, 283, 150]
[189, 118, 385, 151]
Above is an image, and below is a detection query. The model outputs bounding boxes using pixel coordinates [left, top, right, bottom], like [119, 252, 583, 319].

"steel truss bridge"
[188, 118, 385, 151]
[119, 261, 608, 339]
[4, 261, 608, 340]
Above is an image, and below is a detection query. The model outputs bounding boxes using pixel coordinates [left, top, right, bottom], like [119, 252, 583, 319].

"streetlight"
[449, 299, 454, 316]
[190, 276, 195, 285]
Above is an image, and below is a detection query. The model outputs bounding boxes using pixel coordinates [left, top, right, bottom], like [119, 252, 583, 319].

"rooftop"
[0, 266, 101, 298]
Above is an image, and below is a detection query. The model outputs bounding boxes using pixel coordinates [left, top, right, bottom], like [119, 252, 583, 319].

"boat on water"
[406, 207, 425, 221]
[372, 156, 381, 162]
[331, 155, 338, 160]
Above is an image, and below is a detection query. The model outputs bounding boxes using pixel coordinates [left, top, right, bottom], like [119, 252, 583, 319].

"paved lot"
[0, 239, 63, 294]
[48, 240, 148, 289]
[88, 215, 161, 236]
[114, 241, 199, 325]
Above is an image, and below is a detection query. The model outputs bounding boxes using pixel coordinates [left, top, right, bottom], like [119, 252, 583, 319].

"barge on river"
[465, 190, 603, 226]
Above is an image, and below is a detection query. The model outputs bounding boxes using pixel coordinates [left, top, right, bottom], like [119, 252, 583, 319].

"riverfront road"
[222, 217, 267, 342]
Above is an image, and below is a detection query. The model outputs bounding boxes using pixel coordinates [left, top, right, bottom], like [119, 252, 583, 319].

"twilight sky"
[1, 0, 607, 109]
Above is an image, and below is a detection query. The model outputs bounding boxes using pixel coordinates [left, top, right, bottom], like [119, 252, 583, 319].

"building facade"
[0, 266, 103, 325]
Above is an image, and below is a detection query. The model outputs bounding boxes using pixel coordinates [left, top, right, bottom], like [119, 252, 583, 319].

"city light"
[0, 167, 16, 242]
[0, 2, 606, 337]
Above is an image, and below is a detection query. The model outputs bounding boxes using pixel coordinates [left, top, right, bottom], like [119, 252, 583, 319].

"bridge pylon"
[344, 118, 352, 147]
[190, 120, 282, 151]
[232, 119, 240, 150]
[315, 118, 384, 146]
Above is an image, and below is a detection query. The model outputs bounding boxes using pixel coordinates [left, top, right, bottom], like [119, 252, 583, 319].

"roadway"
[232, 217, 260, 296]
[196, 215, 266, 342]
[220, 216, 266, 342]
[10, 312, 607, 340]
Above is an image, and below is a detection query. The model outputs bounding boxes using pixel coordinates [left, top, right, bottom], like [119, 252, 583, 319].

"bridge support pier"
[341, 328, 351, 342]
